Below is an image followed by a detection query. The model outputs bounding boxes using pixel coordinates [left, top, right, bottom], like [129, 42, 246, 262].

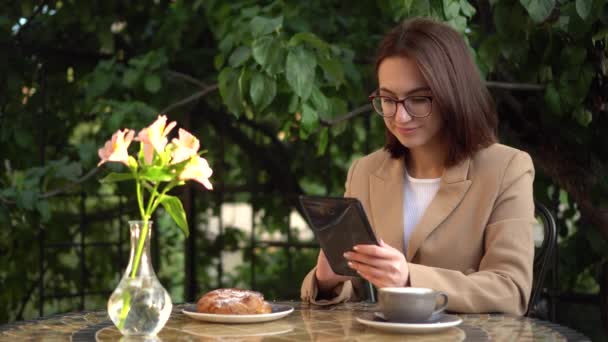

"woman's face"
[377, 56, 444, 153]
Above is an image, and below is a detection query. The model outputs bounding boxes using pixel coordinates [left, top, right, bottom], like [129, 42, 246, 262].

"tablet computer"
[298, 195, 379, 277]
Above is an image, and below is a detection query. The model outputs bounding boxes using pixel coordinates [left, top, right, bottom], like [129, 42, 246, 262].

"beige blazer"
[301, 143, 535, 315]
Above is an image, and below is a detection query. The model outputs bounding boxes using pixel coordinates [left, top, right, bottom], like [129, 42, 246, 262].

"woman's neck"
[407, 142, 447, 179]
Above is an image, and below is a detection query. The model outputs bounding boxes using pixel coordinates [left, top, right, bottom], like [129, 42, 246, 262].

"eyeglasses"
[369, 94, 433, 118]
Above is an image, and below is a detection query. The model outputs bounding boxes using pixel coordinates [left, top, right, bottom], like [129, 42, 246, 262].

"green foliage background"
[1, 0, 607, 339]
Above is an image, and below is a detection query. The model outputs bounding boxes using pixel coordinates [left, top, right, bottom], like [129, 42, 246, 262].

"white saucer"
[182, 303, 294, 323]
[356, 312, 463, 334]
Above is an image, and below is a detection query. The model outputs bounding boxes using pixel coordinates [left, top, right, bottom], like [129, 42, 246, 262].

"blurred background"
[0, 0, 607, 340]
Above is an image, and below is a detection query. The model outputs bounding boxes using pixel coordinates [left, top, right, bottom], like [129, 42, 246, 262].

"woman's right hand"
[315, 250, 352, 293]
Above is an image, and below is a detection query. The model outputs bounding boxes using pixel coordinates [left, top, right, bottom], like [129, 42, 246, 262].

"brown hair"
[375, 18, 497, 167]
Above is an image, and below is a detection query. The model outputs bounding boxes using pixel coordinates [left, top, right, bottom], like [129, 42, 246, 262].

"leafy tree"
[1, 0, 607, 338]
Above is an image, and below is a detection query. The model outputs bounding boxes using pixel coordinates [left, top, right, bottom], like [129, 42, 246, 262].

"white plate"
[356, 312, 463, 334]
[182, 303, 294, 323]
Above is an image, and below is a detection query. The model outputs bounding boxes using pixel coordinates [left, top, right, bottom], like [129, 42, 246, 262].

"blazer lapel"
[369, 155, 406, 253]
[406, 158, 472, 260]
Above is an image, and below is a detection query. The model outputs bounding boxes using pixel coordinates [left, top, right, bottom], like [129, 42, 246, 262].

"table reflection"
[0, 301, 589, 341]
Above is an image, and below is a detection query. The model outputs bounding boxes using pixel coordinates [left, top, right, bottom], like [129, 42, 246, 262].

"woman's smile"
[395, 125, 420, 135]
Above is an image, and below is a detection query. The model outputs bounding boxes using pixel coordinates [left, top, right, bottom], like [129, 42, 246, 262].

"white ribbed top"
[403, 170, 441, 254]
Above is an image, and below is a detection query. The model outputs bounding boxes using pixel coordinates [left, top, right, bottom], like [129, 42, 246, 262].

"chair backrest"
[527, 200, 557, 317]
[365, 199, 558, 316]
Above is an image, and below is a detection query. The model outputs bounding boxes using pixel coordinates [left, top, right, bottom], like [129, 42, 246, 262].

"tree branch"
[161, 84, 219, 114]
[14, 1, 48, 41]
[316, 79, 544, 128]
[485, 81, 545, 91]
[39, 168, 99, 199]
[166, 70, 209, 88]
[1, 168, 100, 205]
[198, 101, 304, 201]
[319, 104, 372, 126]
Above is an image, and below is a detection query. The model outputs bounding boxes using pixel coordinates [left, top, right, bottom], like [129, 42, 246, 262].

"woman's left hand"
[344, 239, 409, 288]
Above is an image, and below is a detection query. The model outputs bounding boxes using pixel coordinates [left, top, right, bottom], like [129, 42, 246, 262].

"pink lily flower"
[179, 156, 213, 190]
[98, 129, 135, 167]
[135, 115, 177, 164]
[171, 128, 200, 164]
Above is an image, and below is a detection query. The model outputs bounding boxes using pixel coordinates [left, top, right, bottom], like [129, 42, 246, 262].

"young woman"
[301, 18, 535, 315]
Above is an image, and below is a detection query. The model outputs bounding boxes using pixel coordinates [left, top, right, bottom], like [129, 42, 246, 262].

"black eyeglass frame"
[368, 94, 434, 118]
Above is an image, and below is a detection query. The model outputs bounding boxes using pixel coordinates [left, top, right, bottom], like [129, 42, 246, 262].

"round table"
[0, 301, 591, 341]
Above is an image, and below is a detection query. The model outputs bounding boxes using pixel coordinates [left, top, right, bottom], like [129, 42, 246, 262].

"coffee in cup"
[378, 287, 448, 323]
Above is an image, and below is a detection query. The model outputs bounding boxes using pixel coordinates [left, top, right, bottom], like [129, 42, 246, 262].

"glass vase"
[107, 220, 172, 337]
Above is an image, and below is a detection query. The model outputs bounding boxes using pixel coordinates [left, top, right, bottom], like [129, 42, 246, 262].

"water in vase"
[108, 221, 172, 336]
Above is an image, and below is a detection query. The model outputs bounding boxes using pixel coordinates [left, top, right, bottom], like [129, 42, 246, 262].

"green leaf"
[288, 93, 299, 113]
[520, 0, 555, 23]
[561, 2, 594, 37]
[539, 65, 553, 82]
[575, 108, 592, 127]
[288, 32, 328, 53]
[559, 188, 569, 205]
[310, 87, 331, 119]
[544, 83, 562, 116]
[249, 72, 277, 111]
[214, 53, 225, 70]
[459, 0, 476, 17]
[122, 69, 140, 89]
[443, 0, 461, 19]
[144, 74, 162, 93]
[574, 66, 593, 100]
[318, 56, 344, 87]
[329, 97, 348, 120]
[560, 46, 587, 66]
[16, 190, 37, 211]
[494, 2, 527, 37]
[575, 0, 592, 19]
[218, 34, 235, 53]
[100, 172, 134, 183]
[241, 5, 261, 18]
[317, 127, 329, 156]
[160, 195, 189, 237]
[14, 130, 34, 149]
[56, 162, 82, 181]
[252, 37, 273, 66]
[447, 15, 467, 33]
[238, 69, 255, 120]
[98, 29, 114, 53]
[410, 0, 431, 16]
[88, 72, 113, 98]
[228, 46, 251, 68]
[301, 102, 319, 134]
[218, 68, 244, 116]
[252, 37, 285, 74]
[286, 46, 317, 101]
[250, 16, 283, 37]
[139, 167, 173, 182]
[478, 36, 501, 73]
[36, 200, 51, 223]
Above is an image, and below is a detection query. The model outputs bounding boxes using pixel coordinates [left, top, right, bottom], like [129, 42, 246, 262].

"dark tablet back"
[298, 195, 379, 277]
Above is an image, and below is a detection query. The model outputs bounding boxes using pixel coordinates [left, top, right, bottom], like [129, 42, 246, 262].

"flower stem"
[117, 176, 175, 330]
[135, 173, 145, 219]
[149, 181, 175, 214]
[130, 219, 149, 278]
[145, 182, 160, 218]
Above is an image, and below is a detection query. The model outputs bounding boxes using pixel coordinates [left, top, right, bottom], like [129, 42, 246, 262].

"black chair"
[364, 199, 558, 318]
[526, 200, 557, 318]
